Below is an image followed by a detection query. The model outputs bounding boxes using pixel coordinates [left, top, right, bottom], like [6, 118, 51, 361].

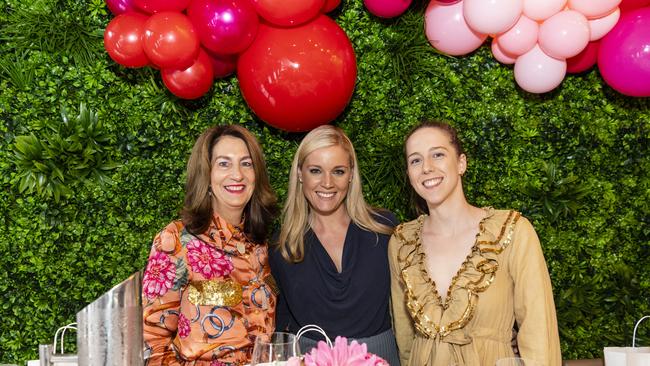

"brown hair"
[404, 120, 465, 215]
[181, 124, 278, 242]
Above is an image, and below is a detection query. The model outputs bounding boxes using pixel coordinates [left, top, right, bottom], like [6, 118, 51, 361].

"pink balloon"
[364, 0, 412, 18]
[463, 0, 523, 35]
[538, 10, 590, 59]
[496, 14, 538, 56]
[436, 0, 461, 3]
[491, 39, 517, 64]
[589, 8, 620, 40]
[425, 0, 487, 56]
[523, 0, 567, 21]
[106, 0, 136, 15]
[187, 0, 259, 55]
[567, 40, 599, 73]
[568, 0, 622, 18]
[515, 44, 567, 93]
[598, 7, 650, 96]
[620, 0, 650, 12]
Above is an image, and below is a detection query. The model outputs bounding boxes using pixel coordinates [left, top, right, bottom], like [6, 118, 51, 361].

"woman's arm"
[142, 222, 186, 365]
[509, 217, 562, 366]
[388, 234, 415, 366]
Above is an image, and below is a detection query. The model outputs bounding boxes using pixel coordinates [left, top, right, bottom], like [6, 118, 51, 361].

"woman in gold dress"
[389, 121, 562, 366]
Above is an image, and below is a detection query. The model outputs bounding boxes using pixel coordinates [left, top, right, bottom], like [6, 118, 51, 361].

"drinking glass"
[251, 332, 299, 366]
[495, 357, 542, 366]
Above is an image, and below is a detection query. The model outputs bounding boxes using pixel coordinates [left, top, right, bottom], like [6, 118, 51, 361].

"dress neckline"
[416, 207, 494, 308]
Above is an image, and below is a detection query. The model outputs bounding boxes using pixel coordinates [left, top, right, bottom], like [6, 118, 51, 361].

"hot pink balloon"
[598, 7, 650, 96]
[620, 0, 650, 12]
[515, 44, 567, 93]
[106, 0, 136, 15]
[425, 0, 487, 56]
[496, 14, 538, 56]
[187, 0, 259, 55]
[539, 10, 590, 59]
[134, 0, 191, 13]
[568, 0, 621, 18]
[463, 0, 523, 35]
[589, 8, 620, 40]
[491, 39, 517, 64]
[523, 0, 567, 21]
[567, 40, 599, 73]
[364, 0, 412, 18]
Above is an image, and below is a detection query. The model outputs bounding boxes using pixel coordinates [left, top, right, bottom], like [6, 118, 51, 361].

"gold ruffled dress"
[389, 208, 562, 366]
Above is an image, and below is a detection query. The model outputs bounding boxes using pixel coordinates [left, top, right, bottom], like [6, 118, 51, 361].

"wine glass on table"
[251, 332, 300, 366]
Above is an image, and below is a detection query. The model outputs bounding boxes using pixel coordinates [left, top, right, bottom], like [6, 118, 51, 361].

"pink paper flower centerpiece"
[288, 336, 388, 366]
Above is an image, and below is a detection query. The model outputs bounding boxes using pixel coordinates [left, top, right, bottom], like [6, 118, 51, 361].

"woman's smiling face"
[299, 145, 352, 217]
[405, 127, 466, 210]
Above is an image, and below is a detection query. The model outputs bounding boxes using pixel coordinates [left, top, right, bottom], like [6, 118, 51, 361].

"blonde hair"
[277, 125, 393, 263]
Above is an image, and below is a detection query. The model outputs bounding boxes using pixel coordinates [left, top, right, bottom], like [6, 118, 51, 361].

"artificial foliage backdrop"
[1, 0, 649, 363]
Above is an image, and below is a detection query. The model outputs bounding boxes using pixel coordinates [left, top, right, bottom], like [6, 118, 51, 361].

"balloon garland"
[368, 0, 650, 96]
[103, 0, 356, 132]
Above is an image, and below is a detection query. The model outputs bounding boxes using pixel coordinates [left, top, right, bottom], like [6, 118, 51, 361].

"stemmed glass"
[495, 357, 542, 366]
[251, 332, 300, 366]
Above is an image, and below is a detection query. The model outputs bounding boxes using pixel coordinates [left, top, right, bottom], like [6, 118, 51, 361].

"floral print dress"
[142, 215, 276, 366]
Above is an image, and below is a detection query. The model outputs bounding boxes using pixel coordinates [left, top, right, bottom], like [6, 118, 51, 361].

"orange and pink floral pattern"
[142, 216, 276, 366]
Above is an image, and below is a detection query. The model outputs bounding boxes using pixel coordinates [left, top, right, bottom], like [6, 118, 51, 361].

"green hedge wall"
[1, 0, 649, 363]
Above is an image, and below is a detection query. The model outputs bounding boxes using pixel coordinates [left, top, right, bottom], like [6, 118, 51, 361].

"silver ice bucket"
[76, 270, 144, 366]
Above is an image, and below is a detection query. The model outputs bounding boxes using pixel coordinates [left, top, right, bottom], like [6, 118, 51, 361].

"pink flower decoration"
[210, 360, 227, 366]
[186, 239, 233, 279]
[142, 251, 176, 300]
[303, 336, 388, 366]
[177, 313, 191, 338]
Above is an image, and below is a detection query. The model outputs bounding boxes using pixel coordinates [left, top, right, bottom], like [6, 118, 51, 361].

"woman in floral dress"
[142, 125, 278, 365]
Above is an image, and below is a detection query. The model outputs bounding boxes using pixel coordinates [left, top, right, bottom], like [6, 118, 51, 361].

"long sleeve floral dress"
[142, 215, 276, 366]
[389, 208, 562, 366]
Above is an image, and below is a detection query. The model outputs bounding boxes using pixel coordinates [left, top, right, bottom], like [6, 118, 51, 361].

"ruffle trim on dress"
[393, 208, 521, 343]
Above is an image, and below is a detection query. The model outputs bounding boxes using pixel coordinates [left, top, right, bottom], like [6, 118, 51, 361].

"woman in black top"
[268, 125, 399, 365]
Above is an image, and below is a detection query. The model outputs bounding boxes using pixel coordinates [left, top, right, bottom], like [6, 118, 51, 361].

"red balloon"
[104, 12, 149, 68]
[251, 0, 325, 26]
[238, 15, 357, 132]
[567, 40, 600, 73]
[620, 0, 650, 12]
[187, 0, 259, 55]
[204, 49, 237, 79]
[322, 0, 341, 12]
[162, 50, 214, 99]
[143, 12, 199, 69]
[106, 0, 136, 15]
[133, 0, 191, 13]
